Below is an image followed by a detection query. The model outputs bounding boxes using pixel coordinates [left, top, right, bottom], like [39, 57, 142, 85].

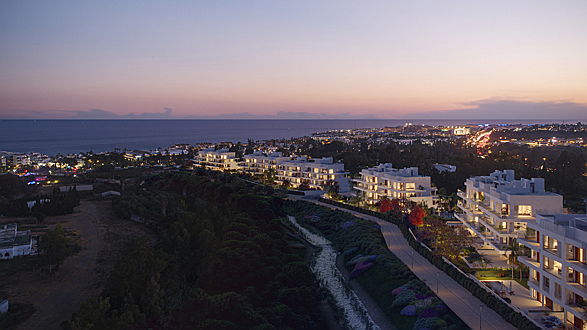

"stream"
[286, 216, 380, 330]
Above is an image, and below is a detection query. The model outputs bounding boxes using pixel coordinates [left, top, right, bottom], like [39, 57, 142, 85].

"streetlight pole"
[436, 272, 439, 294]
[479, 305, 482, 330]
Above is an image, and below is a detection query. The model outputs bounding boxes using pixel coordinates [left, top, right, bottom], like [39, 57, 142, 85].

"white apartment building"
[518, 214, 587, 329]
[241, 151, 292, 176]
[0, 224, 35, 260]
[194, 148, 239, 171]
[7, 154, 31, 167]
[353, 163, 438, 208]
[276, 157, 351, 192]
[455, 170, 563, 253]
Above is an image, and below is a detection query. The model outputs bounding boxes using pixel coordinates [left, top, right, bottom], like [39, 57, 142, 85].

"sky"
[1, 1, 586, 119]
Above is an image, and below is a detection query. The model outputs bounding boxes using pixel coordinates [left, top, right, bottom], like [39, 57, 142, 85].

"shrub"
[317, 197, 541, 330]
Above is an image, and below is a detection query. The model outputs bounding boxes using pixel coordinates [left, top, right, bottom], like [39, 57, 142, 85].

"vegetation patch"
[285, 200, 467, 330]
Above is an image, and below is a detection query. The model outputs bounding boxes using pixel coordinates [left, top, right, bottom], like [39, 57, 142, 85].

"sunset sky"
[1, 1, 586, 119]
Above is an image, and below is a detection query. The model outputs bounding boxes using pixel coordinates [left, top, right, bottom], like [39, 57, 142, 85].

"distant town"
[1, 121, 586, 329]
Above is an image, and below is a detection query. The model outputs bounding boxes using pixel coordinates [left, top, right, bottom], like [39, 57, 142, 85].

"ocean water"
[0, 119, 560, 155]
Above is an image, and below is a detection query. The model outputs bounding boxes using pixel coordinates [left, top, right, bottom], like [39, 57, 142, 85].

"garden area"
[285, 200, 468, 330]
[318, 197, 541, 330]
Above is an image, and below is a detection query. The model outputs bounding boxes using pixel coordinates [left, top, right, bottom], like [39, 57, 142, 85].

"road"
[306, 198, 516, 330]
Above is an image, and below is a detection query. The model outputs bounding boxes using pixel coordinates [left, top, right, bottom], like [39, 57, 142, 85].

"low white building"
[58, 184, 94, 192]
[276, 157, 351, 192]
[455, 170, 563, 253]
[453, 127, 471, 135]
[241, 151, 292, 176]
[194, 148, 239, 171]
[353, 163, 438, 208]
[433, 163, 457, 173]
[0, 224, 35, 260]
[518, 213, 587, 329]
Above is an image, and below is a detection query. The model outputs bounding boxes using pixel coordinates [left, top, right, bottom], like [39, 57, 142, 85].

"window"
[518, 205, 532, 216]
[405, 182, 416, 190]
[555, 283, 561, 299]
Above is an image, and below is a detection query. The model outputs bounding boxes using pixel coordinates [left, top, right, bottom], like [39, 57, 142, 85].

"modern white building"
[194, 148, 239, 171]
[433, 163, 457, 173]
[453, 127, 471, 135]
[7, 154, 31, 167]
[0, 224, 35, 260]
[455, 170, 563, 253]
[241, 151, 292, 176]
[518, 213, 587, 329]
[353, 163, 438, 208]
[276, 157, 351, 192]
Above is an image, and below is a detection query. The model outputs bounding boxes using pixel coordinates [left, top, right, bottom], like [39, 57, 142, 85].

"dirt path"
[13, 201, 107, 330]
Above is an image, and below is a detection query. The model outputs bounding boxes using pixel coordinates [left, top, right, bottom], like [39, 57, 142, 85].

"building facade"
[194, 148, 240, 171]
[353, 163, 438, 208]
[518, 214, 587, 329]
[241, 151, 292, 176]
[276, 157, 351, 192]
[0, 224, 34, 260]
[455, 170, 563, 252]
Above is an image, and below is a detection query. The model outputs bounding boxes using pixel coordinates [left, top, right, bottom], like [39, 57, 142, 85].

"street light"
[479, 305, 482, 330]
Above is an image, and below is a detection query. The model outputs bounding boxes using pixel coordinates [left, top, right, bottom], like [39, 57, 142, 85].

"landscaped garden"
[285, 200, 468, 330]
[318, 196, 541, 330]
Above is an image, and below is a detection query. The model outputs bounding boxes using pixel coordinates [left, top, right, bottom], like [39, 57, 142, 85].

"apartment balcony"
[566, 302, 587, 319]
[568, 261, 587, 274]
[528, 278, 540, 291]
[354, 186, 376, 193]
[456, 189, 466, 200]
[378, 186, 427, 193]
[453, 212, 468, 223]
[542, 247, 562, 260]
[567, 283, 587, 298]
[477, 204, 513, 221]
[544, 266, 563, 279]
[518, 236, 540, 249]
[518, 255, 541, 271]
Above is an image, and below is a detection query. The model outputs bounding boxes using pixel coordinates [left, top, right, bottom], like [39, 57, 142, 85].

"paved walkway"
[310, 199, 516, 330]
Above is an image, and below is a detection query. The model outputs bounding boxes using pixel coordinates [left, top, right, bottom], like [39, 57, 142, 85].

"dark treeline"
[0, 188, 80, 219]
[295, 139, 587, 211]
[64, 171, 324, 330]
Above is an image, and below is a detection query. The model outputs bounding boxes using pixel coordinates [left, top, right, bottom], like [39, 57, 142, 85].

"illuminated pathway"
[306, 199, 516, 330]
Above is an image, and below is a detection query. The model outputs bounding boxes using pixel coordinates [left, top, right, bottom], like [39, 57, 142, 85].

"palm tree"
[505, 239, 520, 279]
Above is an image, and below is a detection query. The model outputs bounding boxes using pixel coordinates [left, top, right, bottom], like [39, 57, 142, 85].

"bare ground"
[2, 200, 151, 330]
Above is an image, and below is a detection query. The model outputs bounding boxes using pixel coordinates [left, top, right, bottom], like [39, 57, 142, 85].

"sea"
[0, 119, 571, 155]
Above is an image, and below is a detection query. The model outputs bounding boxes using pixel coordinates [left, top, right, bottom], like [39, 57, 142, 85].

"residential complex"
[241, 151, 292, 176]
[353, 163, 438, 208]
[194, 148, 240, 171]
[455, 170, 564, 253]
[276, 157, 351, 192]
[0, 224, 35, 260]
[195, 150, 352, 192]
[518, 213, 587, 329]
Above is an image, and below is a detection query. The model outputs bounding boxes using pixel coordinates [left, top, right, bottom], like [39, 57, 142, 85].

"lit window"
[518, 205, 532, 216]
[406, 183, 416, 190]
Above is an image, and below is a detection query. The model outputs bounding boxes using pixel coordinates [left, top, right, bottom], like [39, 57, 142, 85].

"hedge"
[318, 197, 540, 330]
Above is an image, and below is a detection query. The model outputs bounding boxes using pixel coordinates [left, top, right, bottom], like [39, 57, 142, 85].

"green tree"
[39, 224, 72, 273]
